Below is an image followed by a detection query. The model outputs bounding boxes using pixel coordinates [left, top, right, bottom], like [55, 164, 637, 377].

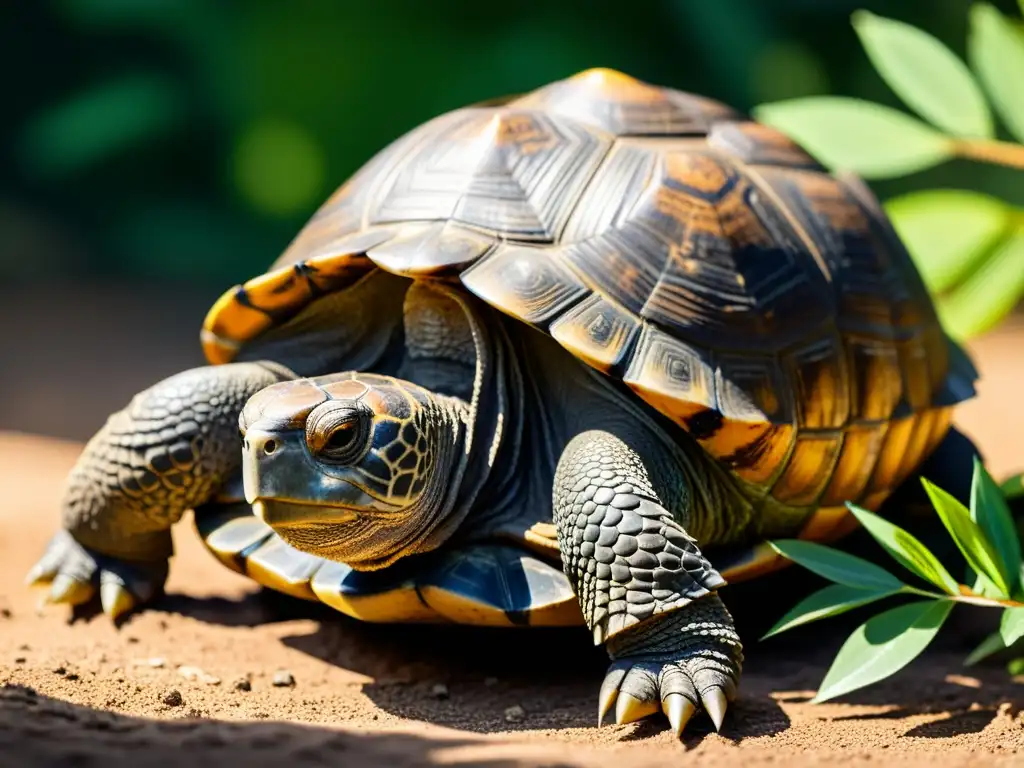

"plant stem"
[900, 584, 1024, 608]
[953, 138, 1024, 170]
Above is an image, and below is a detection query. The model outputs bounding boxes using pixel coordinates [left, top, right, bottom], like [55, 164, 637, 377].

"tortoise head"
[239, 372, 466, 569]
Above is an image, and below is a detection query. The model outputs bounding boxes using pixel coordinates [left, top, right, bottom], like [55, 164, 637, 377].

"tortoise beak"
[241, 424, 398, 526]
[241, 427, 288, 508]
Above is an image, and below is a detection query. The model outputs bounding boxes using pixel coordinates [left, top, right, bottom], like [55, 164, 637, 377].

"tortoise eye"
[306, 401, 371, 464]
[323, 423, 357, 456]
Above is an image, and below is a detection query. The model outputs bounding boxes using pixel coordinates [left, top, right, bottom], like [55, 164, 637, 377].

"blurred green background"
[5, 0, 1024, 291]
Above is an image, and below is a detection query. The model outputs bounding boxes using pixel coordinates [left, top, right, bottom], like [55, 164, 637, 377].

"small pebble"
[504, 705, 525, 723]
[17, 645, 29, 652]
[162, 689, 183, 707]
[233, 678, 252, 692]
[271, 670, 295, 688]
[14, 657, 25, 664]
[132, 657, 166, 668]
[431, 683, 450, 700]
[52, 666, 67, 676]
[1, 608, 12, 619]
[65, 674, 79, 682]
[177, 665, 221, 686]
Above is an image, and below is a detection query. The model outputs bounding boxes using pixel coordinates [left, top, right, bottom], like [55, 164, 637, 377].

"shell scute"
[783, 333, 851, 430]
[365, 221, 494, 276]
[509, 67, 741, 136]
[549, 293, 641, 374]
[460, 244, 588, 327]
[769, 432, 845, 507]
[371, 109, 612, 242]
[623, 324, 717, 423]
[818, 423, 889, 506]
[568, 145, 835, 353]
[708, 120, 823, 169]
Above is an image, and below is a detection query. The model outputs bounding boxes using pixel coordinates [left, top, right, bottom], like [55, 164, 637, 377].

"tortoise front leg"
[26, 361, 293, 619]
[553, 430, 743, 737]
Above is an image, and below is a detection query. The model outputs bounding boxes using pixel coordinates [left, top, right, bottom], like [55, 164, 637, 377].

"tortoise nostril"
[263, 439, 277, 455]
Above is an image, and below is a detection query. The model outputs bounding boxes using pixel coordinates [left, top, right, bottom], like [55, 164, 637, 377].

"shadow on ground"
[0, 683, 572, 768]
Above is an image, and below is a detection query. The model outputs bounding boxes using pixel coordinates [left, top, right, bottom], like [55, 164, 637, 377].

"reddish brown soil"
[1, 299, 1023, 767]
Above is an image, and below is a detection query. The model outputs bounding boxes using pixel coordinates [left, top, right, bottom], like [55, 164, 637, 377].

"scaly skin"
[26, 361, 293, 618]
[553, 430, 742, 735]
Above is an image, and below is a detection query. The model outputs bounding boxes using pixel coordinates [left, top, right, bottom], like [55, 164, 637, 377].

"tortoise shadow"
[278, 616, 791, 739]
[140, 579, 793, 739]
[0, 682, 570, 767]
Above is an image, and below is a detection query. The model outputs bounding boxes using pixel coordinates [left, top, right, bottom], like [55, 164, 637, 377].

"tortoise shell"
[199, 68, 976, 599]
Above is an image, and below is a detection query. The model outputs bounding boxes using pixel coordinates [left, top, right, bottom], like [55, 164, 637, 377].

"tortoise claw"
[597, 663, 628, 727]
[598, 685, 617, 727]
[662, 694, 696, 738]
[701, 687, 728, 732]
[614, 691, 659, 725]
[47, 574, 94, 606]
[100, 581, 135, 621]
[24, 564, 49, 587]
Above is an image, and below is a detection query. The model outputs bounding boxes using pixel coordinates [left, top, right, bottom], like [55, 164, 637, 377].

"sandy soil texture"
[1, 310, 1023, 767]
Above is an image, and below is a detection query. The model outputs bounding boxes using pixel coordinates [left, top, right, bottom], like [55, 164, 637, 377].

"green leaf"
[1002, 473, 1024, 500]
[970, 567, 1004, 600]
[923, 478, 1012, 598]
[965, 630, 1006, 666]
[813, 599, 953, 703]
[20, 73, 184, 179]
[970, 458, 1022, 597]
[1001, 606, 1024, 646]
[845, 503, 961, 594]
[938, 229, 1024, 340]
[762, 583, 899, 639]
[883, 190, 1011, 294]
[753, 97, 953, 179]
[852, 10, 992, 138]
[1008, 657, 1024, 675]
[769, 540, 906, 590]
[969, 4, 1024, 144]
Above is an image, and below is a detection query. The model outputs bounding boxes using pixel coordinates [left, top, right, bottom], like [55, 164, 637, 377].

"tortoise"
[27, 68, 977, 737]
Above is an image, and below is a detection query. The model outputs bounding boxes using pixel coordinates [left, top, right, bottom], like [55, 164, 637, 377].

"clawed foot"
[598, 654, 736, 736]
[25, 530, 168, 621]
[597, 595, 743, 738]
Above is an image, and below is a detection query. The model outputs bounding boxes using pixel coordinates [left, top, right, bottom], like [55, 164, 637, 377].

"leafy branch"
[765, 460, 1024, 703]
[754, 5, 1024, 340]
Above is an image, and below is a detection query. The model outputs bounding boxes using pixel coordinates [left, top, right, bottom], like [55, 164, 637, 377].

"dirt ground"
[1, 290, 1023, 767]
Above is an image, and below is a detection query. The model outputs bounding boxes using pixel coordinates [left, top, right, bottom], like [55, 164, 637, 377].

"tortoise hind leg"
[26, 361, 293, 620]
